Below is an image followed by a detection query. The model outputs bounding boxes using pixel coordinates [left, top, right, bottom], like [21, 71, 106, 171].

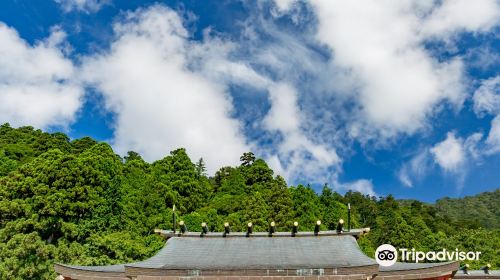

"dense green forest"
[0, 123, 499, 279]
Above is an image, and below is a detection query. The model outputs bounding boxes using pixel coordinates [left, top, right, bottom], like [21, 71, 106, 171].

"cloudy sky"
[1, 0, 499, 201]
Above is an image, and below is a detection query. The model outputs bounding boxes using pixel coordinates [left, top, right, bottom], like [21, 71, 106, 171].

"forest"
[0, 123, 499, 279]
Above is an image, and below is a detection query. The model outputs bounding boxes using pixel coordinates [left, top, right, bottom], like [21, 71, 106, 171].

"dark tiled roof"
[58, 234, 376, 273]
[127, 235, 376, 270]
[55, 232, 465, 280]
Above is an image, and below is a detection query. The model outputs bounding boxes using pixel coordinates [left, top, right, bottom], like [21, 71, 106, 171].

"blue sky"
[0, 0, 499, 202]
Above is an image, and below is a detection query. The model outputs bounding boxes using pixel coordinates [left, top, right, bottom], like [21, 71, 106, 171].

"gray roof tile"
[128, 235, 377, 270]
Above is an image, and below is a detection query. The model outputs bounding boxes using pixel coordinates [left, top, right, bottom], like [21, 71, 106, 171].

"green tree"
[195, 158, 207, 177]
[240, 191, 269, 231]
[290, 185, 322, 230]
[124, 151, 143, 163]
[239, 152, 255, 166]
[320, 186, 349, 230]
[265, 176, 294, 230]
[0, 232, 56, 280]
[0, 150, 17, 176]
[152, 148, 207, 212]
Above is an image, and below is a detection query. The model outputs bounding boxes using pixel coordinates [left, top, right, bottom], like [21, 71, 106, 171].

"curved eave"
[375, 261, 459, 279]
[124, 265, 380, 277]
[54, 263, 128, 280]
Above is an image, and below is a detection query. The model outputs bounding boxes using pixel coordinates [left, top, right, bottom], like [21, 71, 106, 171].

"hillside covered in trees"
[435, 191, 500, 229]
[0, 123, 499, 279]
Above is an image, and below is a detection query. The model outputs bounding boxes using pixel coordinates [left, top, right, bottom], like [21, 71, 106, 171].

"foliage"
[435, 190, 500, 229]
[0, 124, 499, 279]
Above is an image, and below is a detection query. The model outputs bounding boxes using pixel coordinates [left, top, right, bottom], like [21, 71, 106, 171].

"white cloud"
[473, 76, 500, 116]
[430, 132, 465, 172]
[274, 0, 295, 10]
[249, 0, 498, 190]
[54, 0, 109, 13]
[464, 132, 484, 160]
[467, 47, 500, 71]
[263, 83, 301, 133]
[308, 0, 476, 139]
[262, 83, 340, 184]
[398, 170, 413, 188]
[189, 33, 271, 90]
[273, 0, 297, 13]
[421, 0, 500, 38]
[335, 179, 377, 197]
[81, 5, 249, 174]
[398, 150, 431, 187]
[0, 23, 82, 129]
[471, 76, 500, 155]
[399, 131, 487, 188]
[288, 0, 499, 142]
[486, 115, 500, 154]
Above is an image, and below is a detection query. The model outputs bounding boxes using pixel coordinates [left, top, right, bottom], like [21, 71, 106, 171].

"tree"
[0, 232, 56, 280]
[239, 152, 255, 166]
[152, 148, 207, 212]
[373, 210, 416, 249]
[195, 158, 207, 177]
[241, 159, 273, 187]
[71, 137, 98, 154]
[240, 191, 269, 232]
[0, 144, 123, 244]
[320, 186, 342, 228]
[124, 151, 143, 163]
[344, 191, 378, 227]
[0, 150, 17, 176]
[265, 176, 293, 230]
[289, 185, 322, 230]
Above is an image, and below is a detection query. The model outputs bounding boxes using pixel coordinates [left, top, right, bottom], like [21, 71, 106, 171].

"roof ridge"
[154, 228, 370, 239]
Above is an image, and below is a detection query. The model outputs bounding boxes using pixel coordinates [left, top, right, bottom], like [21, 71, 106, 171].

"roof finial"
[292, 221, 298, 237]
[246, 222, 253, 237]
[314, 220, 321, 236]
[481, 264, 491, 274]
[269, 222, 276, 236]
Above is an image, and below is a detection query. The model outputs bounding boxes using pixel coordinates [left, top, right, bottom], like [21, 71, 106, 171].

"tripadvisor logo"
[375, 244, 481, 266]
[375, 244, 398, 267]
